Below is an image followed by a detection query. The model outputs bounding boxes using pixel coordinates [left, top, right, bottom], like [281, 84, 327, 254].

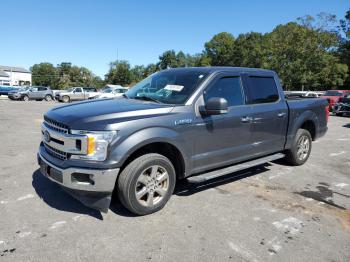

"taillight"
[325, 106, 329, 122]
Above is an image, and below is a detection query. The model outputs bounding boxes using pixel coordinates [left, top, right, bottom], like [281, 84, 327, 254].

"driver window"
[204, 77, 244, 107]
[75, 88, 82, 93]
[30, 87, 38, 92]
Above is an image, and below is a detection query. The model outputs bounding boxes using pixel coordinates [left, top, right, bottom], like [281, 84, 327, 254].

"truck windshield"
[125, 70, 209, 104]
[102, 87, 113, 93]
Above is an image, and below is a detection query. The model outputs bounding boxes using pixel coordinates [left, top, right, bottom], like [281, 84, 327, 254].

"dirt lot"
[0, 98, 349, 262]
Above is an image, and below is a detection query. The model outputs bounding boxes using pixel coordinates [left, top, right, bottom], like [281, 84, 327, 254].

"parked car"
[333, 94, 350, 116]
[55, 87, 100, 102]
[0, 86, 20, 96]
[37, 67, 328, 215]
[322, 90, 350, 111]
[285, 91, 321, 98]
[95, 86, 128, 99]
[8, 86, 53, 101]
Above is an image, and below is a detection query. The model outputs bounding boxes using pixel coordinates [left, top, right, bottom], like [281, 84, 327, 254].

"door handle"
[241, 116, 252, 123]
[277, 112, 286, 117]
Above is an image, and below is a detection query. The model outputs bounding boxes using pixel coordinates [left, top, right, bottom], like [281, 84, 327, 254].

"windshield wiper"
[133, 95, 162, 104]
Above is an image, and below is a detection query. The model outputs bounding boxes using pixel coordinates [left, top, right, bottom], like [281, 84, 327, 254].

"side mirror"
[200, 97, 228, 115]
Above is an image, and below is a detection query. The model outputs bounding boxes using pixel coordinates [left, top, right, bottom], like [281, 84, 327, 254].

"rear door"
[37, 87, 47, 99]
[243, 73, 288, 156]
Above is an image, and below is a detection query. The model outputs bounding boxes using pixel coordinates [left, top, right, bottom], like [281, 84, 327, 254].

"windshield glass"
[125, 70, 209, 104]
[324, 91, 342, 96]
[102, 87, 113, 93]
[66, 88, 74, 92]
[18, 87, 29, 92]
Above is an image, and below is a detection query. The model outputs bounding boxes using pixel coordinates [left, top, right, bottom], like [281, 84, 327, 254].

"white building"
[0, 65, 32, 86]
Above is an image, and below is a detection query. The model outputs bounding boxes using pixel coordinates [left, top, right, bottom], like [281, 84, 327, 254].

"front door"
[192, 74, 253, 174]
[28, 87, 39, 99]
[72, 87, 84, 100]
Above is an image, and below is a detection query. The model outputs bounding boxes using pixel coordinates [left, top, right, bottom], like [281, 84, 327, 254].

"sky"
[1, 0, 349, 77]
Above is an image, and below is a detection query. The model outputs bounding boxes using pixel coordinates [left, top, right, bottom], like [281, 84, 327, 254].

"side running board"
[186, 153, 285, 183]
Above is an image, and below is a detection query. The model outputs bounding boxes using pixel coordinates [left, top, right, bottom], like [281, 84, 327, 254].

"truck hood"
[56, 91, 71, 96]
[45, 98, 174, 130]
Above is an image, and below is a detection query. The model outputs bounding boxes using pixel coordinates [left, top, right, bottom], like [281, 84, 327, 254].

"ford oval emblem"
[44, 130, 51, 143]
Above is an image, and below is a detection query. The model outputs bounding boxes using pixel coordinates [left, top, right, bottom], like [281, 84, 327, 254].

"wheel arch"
[111, 128, 190, 180]
[285, 110, 319, 149]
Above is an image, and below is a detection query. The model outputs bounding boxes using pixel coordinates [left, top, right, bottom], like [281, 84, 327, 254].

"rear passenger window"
[247, 76, 279, 104]
[38, 87, 47, 91]
[204, 77, 244, 107]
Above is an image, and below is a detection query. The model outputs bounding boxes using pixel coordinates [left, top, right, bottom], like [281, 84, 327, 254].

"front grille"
[44, 116, 69, 134]
[44, 143, 69, 160]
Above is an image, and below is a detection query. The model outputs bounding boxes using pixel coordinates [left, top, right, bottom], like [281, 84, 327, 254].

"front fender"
[109, 127, 191, 174]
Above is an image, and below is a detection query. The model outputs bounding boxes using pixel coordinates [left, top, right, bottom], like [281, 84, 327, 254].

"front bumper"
[8, 94, 21, 100]
[37, 152, 119, 212]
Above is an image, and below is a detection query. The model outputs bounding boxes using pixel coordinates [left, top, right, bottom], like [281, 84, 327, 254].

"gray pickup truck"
[37, 67, 328, 215]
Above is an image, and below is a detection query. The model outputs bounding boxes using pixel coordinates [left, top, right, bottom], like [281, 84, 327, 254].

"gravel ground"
[0, 98, 349, 262]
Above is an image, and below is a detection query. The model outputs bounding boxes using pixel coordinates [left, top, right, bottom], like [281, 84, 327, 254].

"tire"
[22, 95, 29, 101]
[117, 153, 176, 215]
[285, 129, 312, 166]
[45, 95, 52, 101]
[335, 112, 343, 117]
[62, 96, 70, 103]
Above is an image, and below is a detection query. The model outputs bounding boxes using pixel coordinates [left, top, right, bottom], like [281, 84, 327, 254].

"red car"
[322, 90, 350, 111]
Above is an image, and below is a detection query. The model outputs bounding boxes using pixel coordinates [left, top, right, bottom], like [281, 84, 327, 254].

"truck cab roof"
[163, 66, 276, 75]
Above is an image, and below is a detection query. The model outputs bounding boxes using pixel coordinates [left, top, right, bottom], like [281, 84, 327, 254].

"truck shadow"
[174, 164, 270, 196]
[109, 164, 272, 217]
[32, 169, 103, 220]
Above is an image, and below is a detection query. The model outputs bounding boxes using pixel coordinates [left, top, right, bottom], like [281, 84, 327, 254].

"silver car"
[8, 86, 53, 101]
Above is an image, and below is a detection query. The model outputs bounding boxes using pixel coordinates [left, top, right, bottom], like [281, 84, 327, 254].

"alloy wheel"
[135, 165, 169, 207]
[296, 135, 310, 160]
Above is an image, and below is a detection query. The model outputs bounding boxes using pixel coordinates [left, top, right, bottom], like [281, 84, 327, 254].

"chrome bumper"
[37, 152, 119, 193]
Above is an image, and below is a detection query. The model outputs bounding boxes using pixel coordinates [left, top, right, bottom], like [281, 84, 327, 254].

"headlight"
[71, 130, 116, 161]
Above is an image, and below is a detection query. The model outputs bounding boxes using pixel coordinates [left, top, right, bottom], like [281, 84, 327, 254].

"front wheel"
[45, 95, 52, 101]
[22, 95, 29, 101]
[117, 153, 176, 215]
[285, 129, 312, 166]
[62, 96, 70, 103]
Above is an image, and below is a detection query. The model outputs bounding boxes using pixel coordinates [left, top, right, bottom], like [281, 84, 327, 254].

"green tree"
[338, 9, 350, 86]
[265, 22, 347, 90]
[105, 60, 133, 86]
[158, 50, 178, 69]
[144, 63, 159, 76]
[204, 32, 235, 65]
[31, 63, 58, 88]
[131, 65, 146, 83]
[233, 32, 267, 68]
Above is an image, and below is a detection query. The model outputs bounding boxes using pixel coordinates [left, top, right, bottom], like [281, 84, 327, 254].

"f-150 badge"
[175, 119, 192, 125]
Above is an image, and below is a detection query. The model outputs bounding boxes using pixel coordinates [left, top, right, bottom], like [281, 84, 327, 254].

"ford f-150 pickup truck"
[37, 67, 328, 215]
